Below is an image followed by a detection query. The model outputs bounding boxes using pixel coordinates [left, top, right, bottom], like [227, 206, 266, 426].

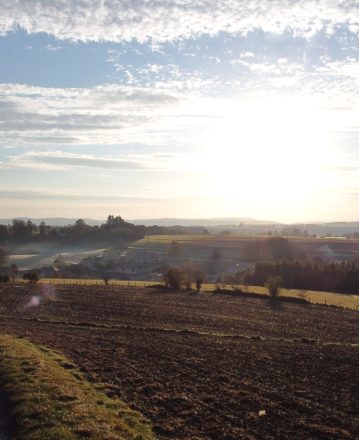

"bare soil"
[0, 284, 358, 440]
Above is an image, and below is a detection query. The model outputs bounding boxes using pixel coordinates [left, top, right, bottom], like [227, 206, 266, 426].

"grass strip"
[0, 334, 155, 440]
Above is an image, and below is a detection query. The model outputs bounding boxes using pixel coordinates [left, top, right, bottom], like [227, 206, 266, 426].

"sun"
[197, 95, 330, 208]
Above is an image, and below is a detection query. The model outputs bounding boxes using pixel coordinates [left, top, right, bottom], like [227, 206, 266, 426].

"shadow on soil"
[0, 390, 15, 440]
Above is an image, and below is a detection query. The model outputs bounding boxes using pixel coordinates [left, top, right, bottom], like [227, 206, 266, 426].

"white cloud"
[45, 43, 62, 51]
[316, 57, 359, 83]
[0, 83, 189, 146]
[0, 61, 358, 151]
[0, 151, 147, 170]
[0, 150, 190, 172]
[0, 151, 186, 171]
[0, 1, 358, 43]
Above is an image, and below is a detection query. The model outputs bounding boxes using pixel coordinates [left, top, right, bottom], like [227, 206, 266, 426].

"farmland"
[138, 234, 359, 244]
[38, 278, 359, 310]
[0, 284, 358, 439]
[134, 234, 359, 261]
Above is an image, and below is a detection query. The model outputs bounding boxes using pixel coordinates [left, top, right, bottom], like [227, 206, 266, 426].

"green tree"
[105, 215, 125, 229]
[39, 221, 47, 237]
[11, 220, 28, 242]
[73, 219, 90, 235]
[26, 220, 37, 240]
[0, 225, 9, 242]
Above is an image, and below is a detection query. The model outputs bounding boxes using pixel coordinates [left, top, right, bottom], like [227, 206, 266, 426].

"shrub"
[266, 276, 282, 299]
[23, 272, 39, 284]
[163, 267, 185, 290]
[0, 275, 10, 283]
[196, 277, 203, 292]
[103, 276, 110, 286]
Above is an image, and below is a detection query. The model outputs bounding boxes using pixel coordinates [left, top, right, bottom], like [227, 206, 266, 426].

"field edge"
[0, 334, 155, 440]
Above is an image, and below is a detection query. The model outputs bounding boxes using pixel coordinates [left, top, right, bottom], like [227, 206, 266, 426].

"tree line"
[0, 215, 208, 246]
[238, 260, 359, 294]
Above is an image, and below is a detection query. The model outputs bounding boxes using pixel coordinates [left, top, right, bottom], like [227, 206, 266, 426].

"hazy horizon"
[0, 1, 358, 223]
[2, 214, 359, 227]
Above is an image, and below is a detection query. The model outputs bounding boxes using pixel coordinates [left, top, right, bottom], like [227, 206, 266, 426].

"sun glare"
[198, 96, 330, 207]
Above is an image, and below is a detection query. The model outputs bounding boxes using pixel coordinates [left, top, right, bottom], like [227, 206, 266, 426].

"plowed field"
[0, 284, 358, 439]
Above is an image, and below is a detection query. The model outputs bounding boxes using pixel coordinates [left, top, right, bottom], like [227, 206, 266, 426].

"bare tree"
[196, 277, 203, 292]
[266, 276, 282, 299]
[10, 263, 18, 283]
[164, 267, 185, 290]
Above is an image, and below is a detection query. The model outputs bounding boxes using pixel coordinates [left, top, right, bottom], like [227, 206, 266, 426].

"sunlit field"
[35, 278, 359, 311]
[136, 234, 359, 245]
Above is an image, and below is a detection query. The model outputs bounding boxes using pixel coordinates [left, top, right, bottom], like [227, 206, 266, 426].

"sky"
[0, 1, 358, 223]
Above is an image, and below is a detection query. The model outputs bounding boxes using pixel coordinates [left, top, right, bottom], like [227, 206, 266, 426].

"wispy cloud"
[0, 189, 209, 209]
[0, 150, 185, 171]
[0, 70, 358, 154]
[0, 83, 187, 146]
[0, 1, 358, 43]
[0, 189, 176, 201]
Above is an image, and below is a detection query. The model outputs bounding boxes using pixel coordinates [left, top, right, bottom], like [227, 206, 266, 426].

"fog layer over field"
[9, 246, 106, 271]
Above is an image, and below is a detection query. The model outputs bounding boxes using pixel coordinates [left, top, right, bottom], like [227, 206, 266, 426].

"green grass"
[0, 335, 155, 440]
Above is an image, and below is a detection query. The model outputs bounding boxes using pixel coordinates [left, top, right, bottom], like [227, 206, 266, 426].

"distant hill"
[0, 216, 280, 228]
[2, 217, 359, 232]
[325, 221, 359, 227]
[301, 222, 359, 235]
[130, 217, 281, 226]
